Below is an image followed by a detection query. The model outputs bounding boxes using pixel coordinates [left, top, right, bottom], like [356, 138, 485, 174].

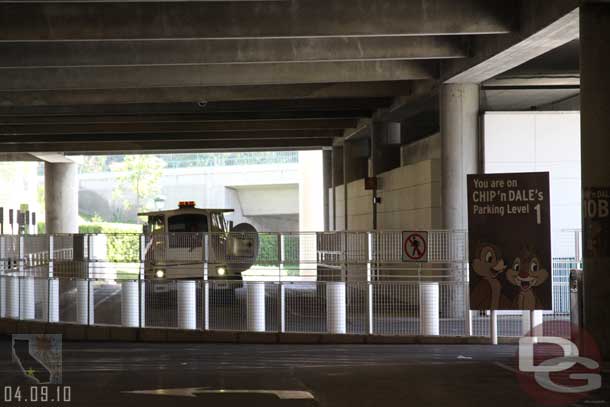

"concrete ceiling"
[0, 0, 580, 154]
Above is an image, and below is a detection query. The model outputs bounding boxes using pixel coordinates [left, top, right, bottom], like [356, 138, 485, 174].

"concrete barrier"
[0, 318, 517, 345]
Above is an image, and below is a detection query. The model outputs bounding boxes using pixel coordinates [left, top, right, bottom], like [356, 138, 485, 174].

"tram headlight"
[217, 266, 226, 276]
[155, 269, 165, 278]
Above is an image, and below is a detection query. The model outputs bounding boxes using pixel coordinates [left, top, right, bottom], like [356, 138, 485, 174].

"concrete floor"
[1, 339, 608, 407]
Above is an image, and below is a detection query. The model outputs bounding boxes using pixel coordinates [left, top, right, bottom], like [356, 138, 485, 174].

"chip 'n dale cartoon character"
[470, 243, 509, 310]
[506, 248, 550, 310]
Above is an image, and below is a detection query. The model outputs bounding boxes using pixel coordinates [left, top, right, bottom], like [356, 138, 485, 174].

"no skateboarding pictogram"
[402, 231, 428, 262]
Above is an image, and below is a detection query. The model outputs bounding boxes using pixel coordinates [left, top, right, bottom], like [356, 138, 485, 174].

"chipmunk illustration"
[470, 243, 508, 310]
[505, 248, 550, 310]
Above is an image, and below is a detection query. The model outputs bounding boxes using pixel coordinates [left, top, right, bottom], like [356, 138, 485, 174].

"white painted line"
[494, 361, 518, 374]
[123, 388, 315, 400]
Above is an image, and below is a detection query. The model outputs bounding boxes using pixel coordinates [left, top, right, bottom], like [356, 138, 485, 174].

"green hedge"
[38, 221, 141, 262]
[256, 234, 300, 272]
[87, 222, 142, 262]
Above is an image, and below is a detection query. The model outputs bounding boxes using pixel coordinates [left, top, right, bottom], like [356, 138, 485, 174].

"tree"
[111, 155, 166, 221]
[80, 155, 109, 174]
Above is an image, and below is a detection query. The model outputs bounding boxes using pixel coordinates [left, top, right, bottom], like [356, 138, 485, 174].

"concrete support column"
[440, 83, 479, 319]
[440, 83, 479, 232]
[322, 149, 332, 231]
[121, 281, 140, 327]
[331, 146, 343, 231]
[420, 282, 440, 336]
[246, 282, 266, 332]
[581, 3, 610, 359]
[76, 279, 94, 325]
[177, 280, 196, 330]
[44, 162, 79, 234]
[326, 282, 346, 334]
[342, 143, 350, 231]
[298, 150, 324, 232]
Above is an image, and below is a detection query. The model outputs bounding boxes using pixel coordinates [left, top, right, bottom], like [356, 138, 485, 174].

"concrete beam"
[0, 138, 333, 154]
[375, 81, 439, 122]
[0, 1, 515, 41]
[0, 98, 391, 116]
[0, 61, 436, 91]
[0, 153, 39, 161]
[343, 119, 372, 141]
[443, 1, 579, 83]
[0, 118, 358, 135]
[2, 129, 341, 143]
[0, 82, 412, 106]
[0, 37, 468, 68]
[29, 153, 74, 163]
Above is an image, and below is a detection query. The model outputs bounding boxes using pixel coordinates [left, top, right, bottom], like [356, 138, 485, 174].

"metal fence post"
[203, 234, 209, 331]
[277, 282, 285, 333]
[464, 280, 472, 337]
[18, 235, 24, 320]
[342, 231, 348, 281]
[366, 232, 374, 335]
[275, 233, 283, 280]
[139, 234, 145, 328]
[47, 235, 53, 323]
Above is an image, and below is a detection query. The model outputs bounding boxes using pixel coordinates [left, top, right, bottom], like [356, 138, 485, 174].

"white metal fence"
[0, 231, 576, 339]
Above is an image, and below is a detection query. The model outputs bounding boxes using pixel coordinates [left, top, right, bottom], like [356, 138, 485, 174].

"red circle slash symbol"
[404, 233, 427, 260]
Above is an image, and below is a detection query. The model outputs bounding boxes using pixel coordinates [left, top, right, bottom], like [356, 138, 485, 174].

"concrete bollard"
[76, 279, 94, 325]
[0, 276, 6, 318]
[326, 282, 347, 334]
[20, 277, 36, 320]
[6, 277, 19, 319]
[490, 310, 498, 345]
[202, 281, 209, 330]
[121, 281, 140, 327]
[247, 282, 266, 332]
[420, 282, 440, 336]
[532, 310, 543, 337]
[177, 280, 197, 330]
[48, 279, 59, 323]
[522, 309, 544, 339]
[140, 281, 146, 328]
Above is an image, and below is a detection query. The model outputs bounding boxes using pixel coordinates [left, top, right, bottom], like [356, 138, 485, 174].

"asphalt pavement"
[2, 339, 608, 407]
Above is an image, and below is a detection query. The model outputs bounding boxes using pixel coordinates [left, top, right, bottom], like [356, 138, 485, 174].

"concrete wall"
[376, 160, 442, 230]
[484, 112, 581, 258]
[330, 151, 441, 231]
[77, 162, 303, 232]
[401, 133, 441, 166]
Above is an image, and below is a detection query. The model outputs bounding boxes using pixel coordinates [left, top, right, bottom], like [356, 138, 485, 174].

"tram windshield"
[167, 214, 208, 233]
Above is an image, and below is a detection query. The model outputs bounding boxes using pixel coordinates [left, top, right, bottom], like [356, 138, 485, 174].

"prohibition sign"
[402, 232, 428, 262]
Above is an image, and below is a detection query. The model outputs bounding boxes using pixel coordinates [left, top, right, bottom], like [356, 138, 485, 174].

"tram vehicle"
[138, 201, 258, 292]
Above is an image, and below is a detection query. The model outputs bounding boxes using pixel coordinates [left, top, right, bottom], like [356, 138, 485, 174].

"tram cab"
[138, 201, 258, 290]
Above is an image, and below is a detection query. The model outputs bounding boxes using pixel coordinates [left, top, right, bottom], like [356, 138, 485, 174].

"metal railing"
[0, 231, 575, 340]
[0, 276, 572, 338]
